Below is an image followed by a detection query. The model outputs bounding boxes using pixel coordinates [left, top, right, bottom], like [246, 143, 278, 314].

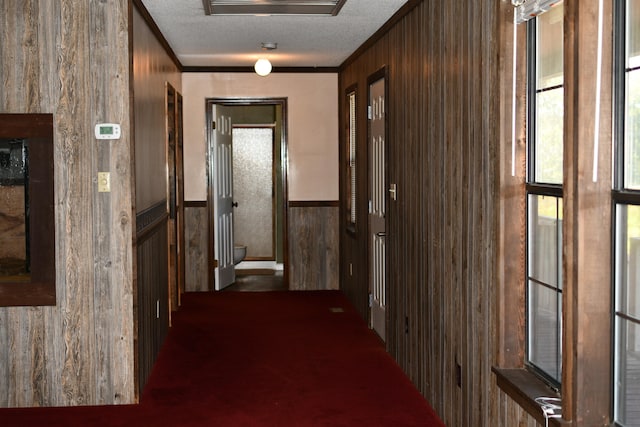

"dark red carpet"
[0, 291, 444, 426]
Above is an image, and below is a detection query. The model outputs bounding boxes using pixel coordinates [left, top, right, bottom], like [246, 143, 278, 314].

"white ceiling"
[140, 0, 409, 68]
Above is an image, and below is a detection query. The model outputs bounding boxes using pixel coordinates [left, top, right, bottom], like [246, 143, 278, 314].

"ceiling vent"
[203, 0, 347, 16]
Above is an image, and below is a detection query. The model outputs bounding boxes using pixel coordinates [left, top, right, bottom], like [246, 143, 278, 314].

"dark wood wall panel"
[0, 0, 134, 406]
[339, 1, 502, 425]
[184, 204, 209, 292]
[135, 205, 169, 392]
[132, 4, 181, 212]
[288, 205, 339, 291]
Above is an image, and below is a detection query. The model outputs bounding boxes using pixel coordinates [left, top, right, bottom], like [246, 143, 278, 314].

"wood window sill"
[493, 367, 571, 426]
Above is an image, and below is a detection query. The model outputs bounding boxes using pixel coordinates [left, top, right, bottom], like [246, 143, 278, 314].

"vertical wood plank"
[563, 0, 614, 424]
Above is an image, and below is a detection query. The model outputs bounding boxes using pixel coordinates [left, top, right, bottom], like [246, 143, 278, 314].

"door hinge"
[368, 293, 373, 308]
[212, 121, 216, 130]
[367, 105, 373, 120]
[368, 199, 373, 214]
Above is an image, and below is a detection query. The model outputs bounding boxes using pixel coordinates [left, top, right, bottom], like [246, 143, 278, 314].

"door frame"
[367, 67, 389, 340]
[205, 97, 289, 289]
[166, 83, 185, 315]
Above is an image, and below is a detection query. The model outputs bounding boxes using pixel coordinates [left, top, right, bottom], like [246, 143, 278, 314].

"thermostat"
[95, 123, 121, 140]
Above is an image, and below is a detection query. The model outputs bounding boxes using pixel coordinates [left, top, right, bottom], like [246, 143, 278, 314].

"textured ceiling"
[140, 0, 409, 67]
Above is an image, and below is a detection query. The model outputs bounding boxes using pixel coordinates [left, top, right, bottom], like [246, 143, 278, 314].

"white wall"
[182, 72, 339, 201]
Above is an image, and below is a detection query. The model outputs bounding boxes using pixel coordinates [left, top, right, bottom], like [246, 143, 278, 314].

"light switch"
[98, 172, 110, 192]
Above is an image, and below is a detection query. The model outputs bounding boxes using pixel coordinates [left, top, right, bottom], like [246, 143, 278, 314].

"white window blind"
[513, 0, 563, 24]
[348, 91, 357, 225]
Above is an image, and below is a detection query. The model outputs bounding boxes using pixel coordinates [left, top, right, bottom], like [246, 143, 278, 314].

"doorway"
[206, 98, 288, 291]
[166, 83, 185, 314]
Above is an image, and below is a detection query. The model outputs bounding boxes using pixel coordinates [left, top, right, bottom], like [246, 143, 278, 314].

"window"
[346, 86, 357, 230]
[614, 1, 640, 424]
[525, 2, 564, 386]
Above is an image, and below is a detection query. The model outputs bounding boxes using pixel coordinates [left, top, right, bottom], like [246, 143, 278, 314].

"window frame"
[525, 11, 565, 388]
[613, 0, 640, 423]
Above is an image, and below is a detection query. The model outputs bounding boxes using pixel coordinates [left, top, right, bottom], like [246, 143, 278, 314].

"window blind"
[513, 0, 563, 23]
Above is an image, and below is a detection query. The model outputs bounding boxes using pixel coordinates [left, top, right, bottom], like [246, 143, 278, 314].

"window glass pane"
[626, 70, 640, 189]
[0, 139, 30, 283]
[528, 281, 562, 383]
[615, 317, 640, 426]
[628, 0, 640, 68]
[617, 204, 640, 319]
[537, 4, 564, 89]
[528, 194, 563, 289]
[535, 87, 564, 184]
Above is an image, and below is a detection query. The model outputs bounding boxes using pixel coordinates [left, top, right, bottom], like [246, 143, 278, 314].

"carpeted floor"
[0, 291, 444, 426]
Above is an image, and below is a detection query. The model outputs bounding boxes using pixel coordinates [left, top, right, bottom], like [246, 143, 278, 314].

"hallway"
[0, 290, 443, 426]
[225, 273, 286, 292]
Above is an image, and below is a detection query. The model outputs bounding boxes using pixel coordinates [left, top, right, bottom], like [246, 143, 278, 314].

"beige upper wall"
[182, 73, 339, 202]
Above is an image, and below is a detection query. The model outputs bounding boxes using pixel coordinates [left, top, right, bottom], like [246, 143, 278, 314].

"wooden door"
[211, 104, 235, 290]
[369, 76, 387, 341]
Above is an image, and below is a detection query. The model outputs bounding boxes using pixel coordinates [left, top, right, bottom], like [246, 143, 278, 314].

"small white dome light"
[254, 58, 272, 76]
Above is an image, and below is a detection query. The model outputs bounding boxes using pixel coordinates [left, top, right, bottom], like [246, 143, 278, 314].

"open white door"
[212, 104, 235, 290]
[369, 76, 387, 341]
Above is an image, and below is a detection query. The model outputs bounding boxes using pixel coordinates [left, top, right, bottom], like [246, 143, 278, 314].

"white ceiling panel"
[140, 0, 409, 67]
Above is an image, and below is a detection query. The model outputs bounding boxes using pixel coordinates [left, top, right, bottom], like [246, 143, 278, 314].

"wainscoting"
[135, 202, 169, 392]
[288, 202, 339, 291]
[184, 202, 209, 292]
[184, 201, 338, 291]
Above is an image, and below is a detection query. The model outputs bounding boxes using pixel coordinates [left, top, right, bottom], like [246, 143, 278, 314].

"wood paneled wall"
[0, 0, 134, 406]
[288, 203, 339, 291]
[339, 1, 505, 425]
[497, 387, 541, 427]
[131, 0, 181, 395]
[135, 203, 169, 391]
[131, 3, 181, 212]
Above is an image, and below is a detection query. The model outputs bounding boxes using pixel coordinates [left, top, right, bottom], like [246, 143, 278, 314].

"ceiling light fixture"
[254, 58, 272, 76]
[203, 0, 347, 16]
[254, 42, 277, 77]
